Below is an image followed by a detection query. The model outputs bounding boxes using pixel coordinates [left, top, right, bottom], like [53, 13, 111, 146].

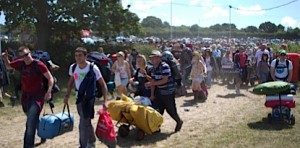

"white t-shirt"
[255, 49, 269, 66]
[270, 59, 293, 80]
[68, 62, 102, 94]
[205, 57, 213, 71]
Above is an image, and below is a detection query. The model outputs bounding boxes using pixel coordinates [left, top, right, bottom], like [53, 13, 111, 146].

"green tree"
[141, 16, 164, 28]
[259, 21, 278, 33]
[243, 26, 258, 32]
[221, 23, 237, 31]
[209, 24, 222, 31]
[0, 0, 140, 50]
[277, 24, 285, 32]
[190, 24, 199, 33]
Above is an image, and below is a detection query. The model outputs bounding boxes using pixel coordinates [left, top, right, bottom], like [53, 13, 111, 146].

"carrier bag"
[95, 109, 117, 148]
[38, 104, 74, 139]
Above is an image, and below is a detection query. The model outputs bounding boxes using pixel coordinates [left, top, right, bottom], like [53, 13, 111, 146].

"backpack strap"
[33, 59, 41, 75]
[275, 59, 279, 68]
[72, 63, 77, 74]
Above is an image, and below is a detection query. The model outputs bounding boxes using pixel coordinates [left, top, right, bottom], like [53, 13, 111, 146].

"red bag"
[201, 82, 208, 97]
[95, 109, 117, 147]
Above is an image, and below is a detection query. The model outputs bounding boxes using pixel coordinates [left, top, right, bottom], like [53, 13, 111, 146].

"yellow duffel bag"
[130, 104, 163, 134]
[107, 100, 134, 123]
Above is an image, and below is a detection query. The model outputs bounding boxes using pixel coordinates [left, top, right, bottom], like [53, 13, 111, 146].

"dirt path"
[0, 82, 265, 148]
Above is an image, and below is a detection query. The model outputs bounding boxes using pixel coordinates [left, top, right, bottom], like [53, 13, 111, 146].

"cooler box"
[38, 105, 74, 139]
[265, 94, 296, 108]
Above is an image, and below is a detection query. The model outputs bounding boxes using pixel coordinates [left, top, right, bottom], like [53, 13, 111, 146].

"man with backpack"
[270, 50, 293, 82]
[145, 50, 183, 132]
[64, 47, 108, 148]
[179, 44, 193, 90]
[2, 46, 54, 148]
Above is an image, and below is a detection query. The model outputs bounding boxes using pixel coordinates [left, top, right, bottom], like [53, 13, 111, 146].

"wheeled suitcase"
[38, 104, 74, 139]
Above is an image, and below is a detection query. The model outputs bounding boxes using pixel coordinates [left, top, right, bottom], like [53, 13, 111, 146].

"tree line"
[140, 16, 300, 40]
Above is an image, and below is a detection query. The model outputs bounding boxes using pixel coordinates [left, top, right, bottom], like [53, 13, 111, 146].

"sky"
[121, 0, 300, 29]
[1, 0, 300, 29]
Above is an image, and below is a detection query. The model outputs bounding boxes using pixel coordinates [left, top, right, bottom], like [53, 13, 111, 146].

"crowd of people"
[0, 38, 295, 147]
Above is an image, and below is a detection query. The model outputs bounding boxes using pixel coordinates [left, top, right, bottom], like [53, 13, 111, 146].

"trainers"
[86, 142, 95, 148]
[175, 120, 183, 132]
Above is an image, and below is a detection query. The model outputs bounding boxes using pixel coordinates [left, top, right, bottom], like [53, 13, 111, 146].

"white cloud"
[204, 7, 228, 18]
[189, 0, 214, 7]
[281, 16, 300, 28]
[172, 17, 184, 26]
[235, 5, 265, 16]
[123, 0, 171, 11]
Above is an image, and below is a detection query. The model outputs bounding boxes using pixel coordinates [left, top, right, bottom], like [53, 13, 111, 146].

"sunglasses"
[20, 52, 30, 57]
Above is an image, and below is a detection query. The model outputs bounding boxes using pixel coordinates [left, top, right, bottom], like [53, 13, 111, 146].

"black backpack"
[161, 51, 181, 80]
[87, 52, 111, 83]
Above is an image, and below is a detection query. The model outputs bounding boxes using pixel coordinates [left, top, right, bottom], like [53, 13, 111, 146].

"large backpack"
[87, 51, 111, 83]
[31, 50, 52, 68]
[161, 51, 181, 80]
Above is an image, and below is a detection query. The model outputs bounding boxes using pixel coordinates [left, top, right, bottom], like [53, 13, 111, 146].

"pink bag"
[95, 109, 117, 147]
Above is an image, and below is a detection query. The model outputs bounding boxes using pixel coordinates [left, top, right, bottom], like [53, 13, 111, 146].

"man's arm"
[151, 75, 168, 86]
[2, 50, 13, 69]
[270, 67, 276, 81]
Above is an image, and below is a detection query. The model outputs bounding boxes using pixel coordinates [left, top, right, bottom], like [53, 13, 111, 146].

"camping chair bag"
[252, 81, 291, 95]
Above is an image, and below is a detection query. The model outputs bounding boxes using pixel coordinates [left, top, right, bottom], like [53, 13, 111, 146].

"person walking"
[270, 50, 293, 82]
[190, 51, 207, 100]
[112, 51, 131, 100]
[2, 46, 54, 148]
[257, 51, 270, 83]
[145, 50, 183, 132]
[64, 47, 108, 148]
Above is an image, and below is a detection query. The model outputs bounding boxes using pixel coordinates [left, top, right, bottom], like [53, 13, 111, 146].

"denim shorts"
[121, 78, 129, 86]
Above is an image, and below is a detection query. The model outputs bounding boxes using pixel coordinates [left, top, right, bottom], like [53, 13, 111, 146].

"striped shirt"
[151, 62, 175, 95]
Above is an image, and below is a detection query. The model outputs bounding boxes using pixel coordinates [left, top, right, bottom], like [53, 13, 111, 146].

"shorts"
[120, 78, 129, 87]
[192, 76, 204, 86]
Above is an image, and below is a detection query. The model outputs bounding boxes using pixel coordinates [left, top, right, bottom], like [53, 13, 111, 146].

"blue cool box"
[38, 112, 74, 139]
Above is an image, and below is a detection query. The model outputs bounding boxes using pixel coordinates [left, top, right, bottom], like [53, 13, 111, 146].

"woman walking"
[112, 51, 131, 100]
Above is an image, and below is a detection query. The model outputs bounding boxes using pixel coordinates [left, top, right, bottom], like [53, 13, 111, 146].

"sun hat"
[117, 51, 125, 57]
[149, 50, 162, 57]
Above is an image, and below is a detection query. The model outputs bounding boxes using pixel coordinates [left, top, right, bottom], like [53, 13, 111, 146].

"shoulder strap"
[275, 59, 279, 68]
[33, 59, 41, 75]
[286, 60, 289, 69]
[72, 63, 77, 73]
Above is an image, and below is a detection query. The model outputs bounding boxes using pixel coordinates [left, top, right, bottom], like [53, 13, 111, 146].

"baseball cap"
[149, 50, 162, 57]
[278, 50, 286, 55]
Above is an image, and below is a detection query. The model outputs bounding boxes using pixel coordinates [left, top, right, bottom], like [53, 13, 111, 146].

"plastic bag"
[134, 96, 152, 106]
[95, 109, 117, 148]
[114, 72, 121, 87]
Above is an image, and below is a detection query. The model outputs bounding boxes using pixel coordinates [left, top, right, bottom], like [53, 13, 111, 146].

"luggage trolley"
[265, 86, 296, 125]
